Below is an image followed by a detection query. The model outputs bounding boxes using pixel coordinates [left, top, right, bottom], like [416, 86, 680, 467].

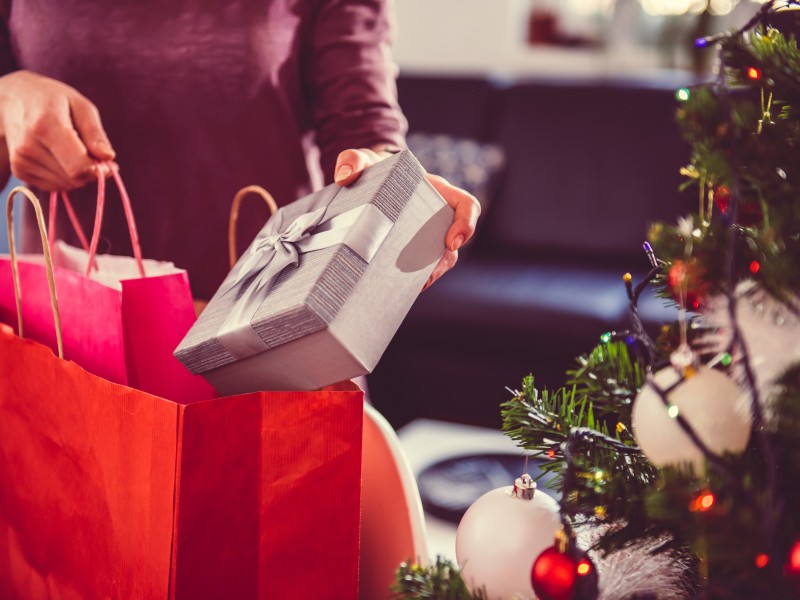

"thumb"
[69, 94, 115, 161]
[333, 148, 376, 187]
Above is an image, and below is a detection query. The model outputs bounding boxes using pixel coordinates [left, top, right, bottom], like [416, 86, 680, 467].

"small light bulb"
[699, 492, 715, 511]
[747, 67, 762, 80]
[577, 559, 592, 576]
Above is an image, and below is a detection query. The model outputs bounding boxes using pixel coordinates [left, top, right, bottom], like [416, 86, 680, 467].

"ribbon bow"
[216, 194, 393, 360]
[233, 205, 329, 294]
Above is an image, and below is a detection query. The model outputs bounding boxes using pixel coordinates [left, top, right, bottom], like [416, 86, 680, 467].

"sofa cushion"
[406, 133, 505, 225]
[482, 80, 692, 261]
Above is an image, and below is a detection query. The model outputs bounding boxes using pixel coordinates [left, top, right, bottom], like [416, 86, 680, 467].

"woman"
[0, 0, 478, 298]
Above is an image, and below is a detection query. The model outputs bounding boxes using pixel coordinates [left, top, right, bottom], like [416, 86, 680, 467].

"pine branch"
[566, 339, 647, 427]
[393, 557, 487, 600]
[665, 22, 800, 300]
[501, 342, 658, 530]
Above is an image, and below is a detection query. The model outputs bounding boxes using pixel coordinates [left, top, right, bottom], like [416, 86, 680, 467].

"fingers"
[34, 106, 97, 184]
[0, 71, 115, 191]
[333, 148, 384, 186]
[70, 95, 115, 161]
[10, 139, 115, 191]
[9, 150, 73, 191]
[425, 173, 481, 253]
[423, 249, 458, 292]
[329, 156, 479, 291]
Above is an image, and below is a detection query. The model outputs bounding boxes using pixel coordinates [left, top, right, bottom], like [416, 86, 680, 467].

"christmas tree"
[394, 1, 800, 598]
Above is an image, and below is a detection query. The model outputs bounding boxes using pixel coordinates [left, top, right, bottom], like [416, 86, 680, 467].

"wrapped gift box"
[175, 151, 453, 394]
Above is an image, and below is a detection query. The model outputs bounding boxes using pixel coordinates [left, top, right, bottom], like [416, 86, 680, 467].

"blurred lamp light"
[710, 0, 737, 16]
[566, 0, 616, 15]
[640, 0, 730, 16]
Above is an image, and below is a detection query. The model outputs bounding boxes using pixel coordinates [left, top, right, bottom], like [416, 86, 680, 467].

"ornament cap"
[670, 343, 697, 375]
[512, 473, 537, 500]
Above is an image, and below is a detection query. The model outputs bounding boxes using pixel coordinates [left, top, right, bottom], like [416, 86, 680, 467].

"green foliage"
[567, 339, 648, 427]
[392, 557, 487, 600]
[501, 341, 658, 540]
[651, 22, 800, 302]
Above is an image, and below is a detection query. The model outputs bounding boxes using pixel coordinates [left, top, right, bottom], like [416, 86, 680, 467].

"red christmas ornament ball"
[667, 259, 708, 310]
[713, 184, 762, 226]
[714, 185, 731, 215]
[531, 546, 578, 600]
[784, 540, 800, 591]
[531, 545, 598, 600]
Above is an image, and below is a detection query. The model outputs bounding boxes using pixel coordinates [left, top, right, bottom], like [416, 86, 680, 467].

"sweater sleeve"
[0, 1, 14, 187]
[304, 0, 407, 182]
[0, 1, 16, 76]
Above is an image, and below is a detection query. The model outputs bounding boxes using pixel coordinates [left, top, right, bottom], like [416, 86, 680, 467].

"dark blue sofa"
[367, 74, 696, 428]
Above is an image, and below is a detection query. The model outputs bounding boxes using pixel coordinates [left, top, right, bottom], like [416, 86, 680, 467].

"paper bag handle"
[51, 162, 146, 278]
[228, 185, 278, 268]
[47, 164, 105, 273]
[48, 190, 97, 271]
[49, 190, 92, 253]
[6, 186, 64, 358]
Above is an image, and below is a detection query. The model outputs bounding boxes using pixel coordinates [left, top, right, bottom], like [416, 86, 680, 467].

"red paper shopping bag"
[0, 325, 363, 600]
[0, 173, 214, 402]
[0, 192, 363, 599]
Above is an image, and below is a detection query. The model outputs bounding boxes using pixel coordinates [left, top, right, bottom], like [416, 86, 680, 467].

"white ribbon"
[217, 200, 393, 359]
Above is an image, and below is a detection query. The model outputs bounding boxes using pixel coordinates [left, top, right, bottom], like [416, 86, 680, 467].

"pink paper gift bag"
[0, 171, 214, 402]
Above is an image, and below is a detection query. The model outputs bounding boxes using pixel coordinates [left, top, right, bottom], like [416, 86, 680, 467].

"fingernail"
[451, 234, 465, 251]
[98, 162, 111, 177]
[96, 140, 115, 158]
[335, 164, 352, 183]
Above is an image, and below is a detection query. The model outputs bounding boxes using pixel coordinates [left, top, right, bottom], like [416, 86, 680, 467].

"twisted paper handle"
[49, 162, 145, 278]
[228, 185, 278, 268]
[6, 186, 63, 358]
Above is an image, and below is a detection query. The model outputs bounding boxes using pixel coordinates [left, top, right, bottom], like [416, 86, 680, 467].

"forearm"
[0, 11, 14, 189]
[0, 128, 9, 190]
[306, 0, 407, 181]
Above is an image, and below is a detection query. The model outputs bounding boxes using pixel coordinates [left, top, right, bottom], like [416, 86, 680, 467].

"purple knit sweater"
[0, 0, 406, 297]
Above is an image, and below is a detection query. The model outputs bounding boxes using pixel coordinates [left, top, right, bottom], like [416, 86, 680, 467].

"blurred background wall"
[393, 0, 767, 77]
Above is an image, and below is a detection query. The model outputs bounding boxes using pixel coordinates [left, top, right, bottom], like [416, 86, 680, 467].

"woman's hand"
[0, 70, 116, 191]
[334, 147, 481, 290]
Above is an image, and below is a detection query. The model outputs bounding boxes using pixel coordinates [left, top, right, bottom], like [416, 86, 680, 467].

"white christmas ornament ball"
[455, 481, 560, 600]
[632, 366, 751, 468]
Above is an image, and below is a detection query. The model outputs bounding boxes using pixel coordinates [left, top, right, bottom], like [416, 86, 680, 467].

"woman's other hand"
[0, 70, 116, 191]
[334, 147, 481, 290]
